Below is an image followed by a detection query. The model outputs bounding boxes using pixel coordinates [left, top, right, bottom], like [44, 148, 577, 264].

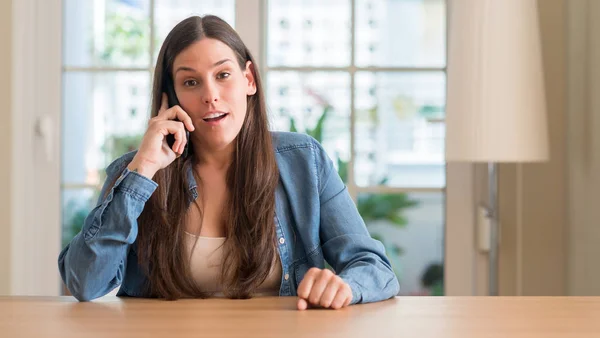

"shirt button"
[279, 237, 285, 244]
[284, 273, 289, 281]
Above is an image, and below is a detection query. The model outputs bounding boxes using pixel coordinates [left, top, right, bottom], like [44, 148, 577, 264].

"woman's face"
[172, 38, 256, 152]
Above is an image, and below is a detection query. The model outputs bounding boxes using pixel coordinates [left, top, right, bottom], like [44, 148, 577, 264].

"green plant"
[62, 200, 92, 249]
[287, 95, 419, 282]
[421, 263, 444, 296]
[418, 104, 445, 121]
[96, 134, 144, 183]
[96, 12, 149, 64]
[102, 134, 144, 160]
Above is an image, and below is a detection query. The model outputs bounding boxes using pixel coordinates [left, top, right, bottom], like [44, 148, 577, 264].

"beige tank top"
[184, 231, 282, 296]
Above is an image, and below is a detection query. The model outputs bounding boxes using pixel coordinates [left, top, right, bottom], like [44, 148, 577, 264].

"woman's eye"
[217, 72, 230, 80]
[184, 79, 198, 87]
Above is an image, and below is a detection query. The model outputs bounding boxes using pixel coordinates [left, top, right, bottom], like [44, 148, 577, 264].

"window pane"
[360, 192, 444, 296]
[62, 72, 150, 186]
[267, 0, 351, 67]
[64, 0, 150, 67]
[354, 71, 445, 188]
[62, 188, 98, 249]
[154, 0, 235, 59]
[267, 72, 351, 180]
[355, 0, 446, 68]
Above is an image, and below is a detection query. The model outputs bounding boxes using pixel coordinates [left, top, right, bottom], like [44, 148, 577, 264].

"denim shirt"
[58, 131, 399, 302]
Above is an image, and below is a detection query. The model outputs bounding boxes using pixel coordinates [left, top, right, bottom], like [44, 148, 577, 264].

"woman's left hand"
[296, 268, 353, 310]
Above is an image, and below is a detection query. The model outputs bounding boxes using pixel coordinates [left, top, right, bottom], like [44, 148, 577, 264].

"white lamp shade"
[445, 0, 549, 162]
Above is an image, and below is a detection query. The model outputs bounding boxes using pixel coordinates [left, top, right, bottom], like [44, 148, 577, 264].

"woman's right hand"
[127, 93, 195, 179]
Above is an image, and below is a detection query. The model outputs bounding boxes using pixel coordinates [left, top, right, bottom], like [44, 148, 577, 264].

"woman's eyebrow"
[174, 59, 233, 75]
[212, 58, 232, 67]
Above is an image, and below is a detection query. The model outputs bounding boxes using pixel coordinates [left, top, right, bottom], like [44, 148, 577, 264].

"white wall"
[567, 0, 600, 296]
[0, 0, 12, 295]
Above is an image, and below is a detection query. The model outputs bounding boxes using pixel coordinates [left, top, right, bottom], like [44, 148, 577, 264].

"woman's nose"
[203, 96, 218, 104]
[202, 84, 219, 104]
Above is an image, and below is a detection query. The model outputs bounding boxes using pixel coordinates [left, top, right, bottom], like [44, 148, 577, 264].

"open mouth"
[203, 112, 228, 122]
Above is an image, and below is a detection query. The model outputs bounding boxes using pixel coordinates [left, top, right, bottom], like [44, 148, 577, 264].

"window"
[61, 0, 447, 296]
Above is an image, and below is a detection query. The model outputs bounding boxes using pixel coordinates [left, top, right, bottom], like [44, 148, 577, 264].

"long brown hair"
[135, 15, 279, 300]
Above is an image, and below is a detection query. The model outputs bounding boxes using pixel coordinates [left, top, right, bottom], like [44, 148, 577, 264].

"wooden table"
[1, 296, 600, 337]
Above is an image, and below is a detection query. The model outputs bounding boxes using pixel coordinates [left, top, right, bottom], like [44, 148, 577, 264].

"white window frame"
[9, 0, 475, 296]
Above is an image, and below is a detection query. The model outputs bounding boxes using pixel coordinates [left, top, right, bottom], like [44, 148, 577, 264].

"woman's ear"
[245, 61, 257, 96]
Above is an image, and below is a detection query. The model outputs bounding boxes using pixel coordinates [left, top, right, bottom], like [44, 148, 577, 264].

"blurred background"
[1, 0, 597, 298]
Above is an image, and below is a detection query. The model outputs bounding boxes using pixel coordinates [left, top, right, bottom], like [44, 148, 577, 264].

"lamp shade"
[445, 0, 549, 162]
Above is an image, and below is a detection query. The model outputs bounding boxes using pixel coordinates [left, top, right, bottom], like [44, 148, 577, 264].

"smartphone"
[165, 83, 190, 158]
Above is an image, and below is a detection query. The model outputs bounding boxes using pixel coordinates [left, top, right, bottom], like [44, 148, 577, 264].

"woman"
[58, 15, 399, 310]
